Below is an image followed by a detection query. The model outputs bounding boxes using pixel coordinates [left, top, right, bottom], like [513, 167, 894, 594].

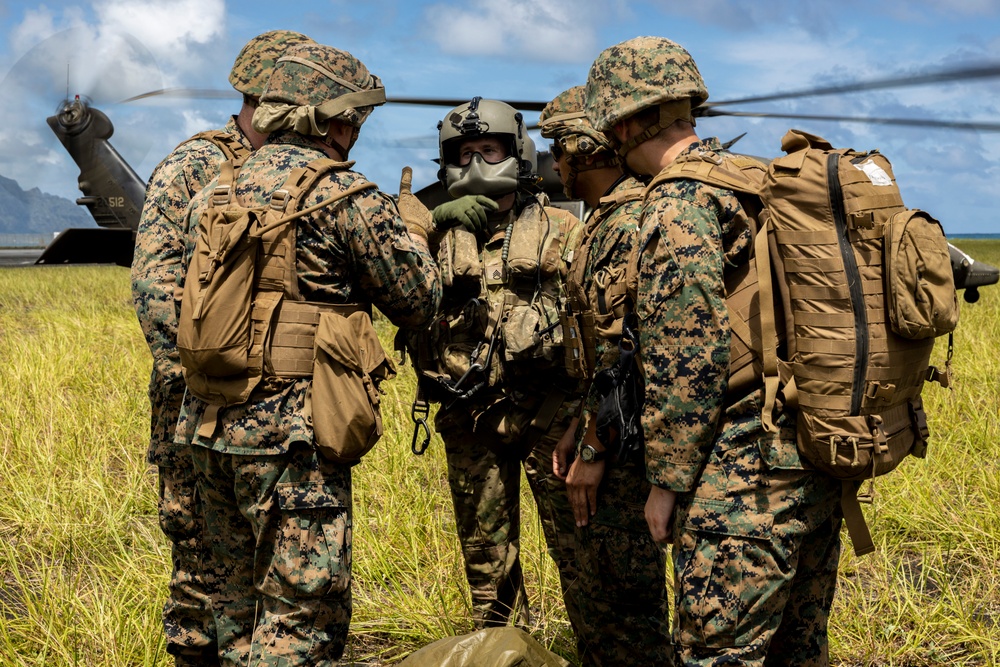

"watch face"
[581, 446, 594, 462]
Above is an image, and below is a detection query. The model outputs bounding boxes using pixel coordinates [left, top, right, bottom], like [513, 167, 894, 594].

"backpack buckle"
[270, 189, 290, 212]
[865, 381, 896, 402]
[210, 184, 231, 207]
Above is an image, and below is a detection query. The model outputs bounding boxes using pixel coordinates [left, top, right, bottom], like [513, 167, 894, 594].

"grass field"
[0, 240, 997, 666]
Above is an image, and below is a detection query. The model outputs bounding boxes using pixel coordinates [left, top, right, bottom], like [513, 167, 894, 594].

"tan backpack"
[177, 157, 394, 464]
[650, 130, 960, 555]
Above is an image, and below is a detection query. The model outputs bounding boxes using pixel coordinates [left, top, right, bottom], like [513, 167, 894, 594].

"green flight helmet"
[437, 97, 535, 199]
[253, 43, 386, 139]
[228, 30, 314, 98]
[584, 36, 709, 134]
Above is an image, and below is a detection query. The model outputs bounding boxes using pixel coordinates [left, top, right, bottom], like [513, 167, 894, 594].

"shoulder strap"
[253, 158, 377, 239]
[183, 129, 252, 162]
[645, 149, 765, 198]
[194, 129, 251, 161]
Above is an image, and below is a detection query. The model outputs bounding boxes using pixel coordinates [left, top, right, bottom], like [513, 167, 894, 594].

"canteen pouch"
[883, 209, 959, 340]
[309, 310, 396, 465]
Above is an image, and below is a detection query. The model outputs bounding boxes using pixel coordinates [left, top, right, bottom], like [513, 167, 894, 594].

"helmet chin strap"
[616, 99, 694, 161]
[323, 125, 359, 160]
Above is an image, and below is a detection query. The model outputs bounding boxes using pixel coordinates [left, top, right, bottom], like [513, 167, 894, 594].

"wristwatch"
[579, 444, 607, 463]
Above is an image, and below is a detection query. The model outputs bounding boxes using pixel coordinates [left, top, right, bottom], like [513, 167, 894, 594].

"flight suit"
[429, 195, 586, 634]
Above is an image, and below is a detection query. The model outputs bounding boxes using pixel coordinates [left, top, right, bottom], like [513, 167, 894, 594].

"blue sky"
[1, 0, 999, 234]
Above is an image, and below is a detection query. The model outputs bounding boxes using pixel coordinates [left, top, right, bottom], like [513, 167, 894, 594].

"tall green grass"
[0, 241, 997, 666]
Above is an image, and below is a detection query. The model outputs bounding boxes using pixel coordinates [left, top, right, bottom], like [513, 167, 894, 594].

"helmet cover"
[228, 30, 314, 97]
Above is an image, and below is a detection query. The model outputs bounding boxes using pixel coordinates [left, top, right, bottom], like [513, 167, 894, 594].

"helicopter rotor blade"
[697, 107, 1000, 132]
[704, 63, 1000, 108]
[386, 96, 547, 112]
[119, 87, 238, 104]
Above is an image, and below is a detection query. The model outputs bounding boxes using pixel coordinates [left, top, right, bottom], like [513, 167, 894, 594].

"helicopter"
[38, 68, 1000, 301]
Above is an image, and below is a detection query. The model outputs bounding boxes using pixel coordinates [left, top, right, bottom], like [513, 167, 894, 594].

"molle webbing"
[566, 184, 645, 378]
[268, 300, 367, 376]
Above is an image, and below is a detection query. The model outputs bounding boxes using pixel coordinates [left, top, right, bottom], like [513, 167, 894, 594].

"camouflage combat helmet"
[438, 97, 535, 199]
[584, 36, 708, 134]
[539, 86, 619, 197]
[228, 30, 313, 98]
[253, 42, 386, 140]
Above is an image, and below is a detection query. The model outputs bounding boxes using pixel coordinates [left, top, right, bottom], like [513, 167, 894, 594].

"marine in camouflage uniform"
[584, 37, 843, 666]
[129, 29, 312, 666]
[173, 43, 441, 667]
[415, 99, 586, 633]
[540, 86, 672, 667]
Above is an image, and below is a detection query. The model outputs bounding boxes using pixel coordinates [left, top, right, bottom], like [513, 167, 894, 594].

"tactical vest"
[647, 131, 959, 555]
[565, 180, 646, 381]
[406, 196, 578, 403]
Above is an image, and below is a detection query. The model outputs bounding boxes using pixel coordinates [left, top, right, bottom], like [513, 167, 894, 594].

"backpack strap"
[644, 151, 777, 399]
[183, 128, 253, 162]
[644, 149, 764, 198]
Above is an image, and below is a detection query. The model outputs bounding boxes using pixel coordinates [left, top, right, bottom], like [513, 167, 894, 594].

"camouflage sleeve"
[338, 186, 441, 329]
[130, 139, 228, 383]
[637, 182, 733, 492]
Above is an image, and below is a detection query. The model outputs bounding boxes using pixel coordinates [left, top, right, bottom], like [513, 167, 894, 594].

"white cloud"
[94, 0, 227, 84]
[421, 0, 610, 63]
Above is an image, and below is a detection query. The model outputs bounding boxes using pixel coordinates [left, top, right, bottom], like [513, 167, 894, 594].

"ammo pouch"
[308, 309, 396, 465]
[437, 227, 482, 299]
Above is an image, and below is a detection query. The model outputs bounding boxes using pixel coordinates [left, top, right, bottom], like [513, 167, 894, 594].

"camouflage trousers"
[147, 372, 218, 665]
[671, 435, 843, 667]
[574, 462, 674, 667]
[190, 442, 353, 667]
[436, 405, 584, 635]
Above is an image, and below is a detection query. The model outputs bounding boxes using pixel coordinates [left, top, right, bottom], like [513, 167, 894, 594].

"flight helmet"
[438, 97, 535, 199]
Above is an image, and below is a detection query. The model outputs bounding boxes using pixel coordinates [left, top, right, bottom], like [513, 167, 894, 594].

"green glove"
[432, 195, 499, 235]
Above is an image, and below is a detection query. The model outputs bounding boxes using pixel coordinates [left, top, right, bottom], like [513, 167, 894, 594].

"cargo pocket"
[310, 310, 396, 465]
[675, 498, 775, 649]
[261, 480, 352, 598]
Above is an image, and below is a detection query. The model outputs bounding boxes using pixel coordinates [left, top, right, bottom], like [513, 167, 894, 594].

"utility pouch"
[309, 310, 396, 465]
[438, 227, 482, 296]
[883, 209, 959, 340]
[178, 190, 260, 378]
[502, 293, 562, 364]
[505, 204, 560, 278]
